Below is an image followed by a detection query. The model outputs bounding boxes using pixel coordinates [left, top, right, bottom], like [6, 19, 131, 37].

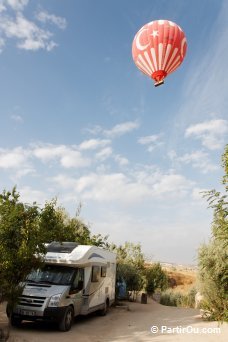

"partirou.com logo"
[150, 325, 221, 335]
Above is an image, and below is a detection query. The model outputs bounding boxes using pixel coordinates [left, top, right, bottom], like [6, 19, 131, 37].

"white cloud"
[103, 121, 140, 138]
[60, 150, 90, 168]
[138, 134, 164, 152]
[51, 168, 194, 205]
[52, 173, 98, 194]
[95, 147, 112, 161]
[0, 146, 37, 181]
[172, 150, 218, 173]
[0, 2, 66, 51]
[114, 154, 129, 166]
[152, 174, 194, 198]
[138, 134, 160, 145]
[0, 142, 197, 208]
[32, 144, 66, 161]
[0, 13, 56, 51]
[0, 146, 29, 169]
[79, 138, 111, 150]
[185, 119, 228, 150]
[80, 173, 150, 203]
[32, 143, 90, 168]
[51, 174, 77, 190]
[84, 121, 140, 139]
[84, 125, 103, 135]
[191, 187, 209, 202]
[19, 186, 47, 206]
[6, 0, 28, 11]
[14, 167, 35, 179]
[11, 114, 23, 122]
[36, 10, 67, 30]
[76, 174, 99, 193]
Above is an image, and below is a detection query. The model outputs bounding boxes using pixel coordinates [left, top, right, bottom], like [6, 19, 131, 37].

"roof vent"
[46, 242, 79, 253]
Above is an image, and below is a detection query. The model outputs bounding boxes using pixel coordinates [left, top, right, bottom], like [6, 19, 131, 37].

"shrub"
[160, 287, 197, 308]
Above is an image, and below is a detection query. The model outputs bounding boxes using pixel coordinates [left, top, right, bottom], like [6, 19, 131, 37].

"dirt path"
[1, 299, 227, 342]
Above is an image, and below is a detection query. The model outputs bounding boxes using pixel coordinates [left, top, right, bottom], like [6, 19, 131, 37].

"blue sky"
[0, 0, 227, 264]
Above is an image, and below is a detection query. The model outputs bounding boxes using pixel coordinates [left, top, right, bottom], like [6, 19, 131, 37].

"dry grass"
[164, 267, 197, 293]
[144, 263, 198, 293]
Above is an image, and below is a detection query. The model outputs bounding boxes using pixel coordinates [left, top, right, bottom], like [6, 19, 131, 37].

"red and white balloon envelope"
[132, 20, 187, 87]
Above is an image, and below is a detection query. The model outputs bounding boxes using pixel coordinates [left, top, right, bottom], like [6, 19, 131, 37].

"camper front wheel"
[10, 314, 22, 327]
[59, 306, 74, 332]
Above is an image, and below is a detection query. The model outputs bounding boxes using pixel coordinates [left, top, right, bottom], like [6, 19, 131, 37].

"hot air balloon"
[132, 20, 187, 87]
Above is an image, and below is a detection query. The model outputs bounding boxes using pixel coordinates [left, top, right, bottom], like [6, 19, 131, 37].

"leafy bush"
[160, 287, 197, 308]
[160, 290, 180, 306]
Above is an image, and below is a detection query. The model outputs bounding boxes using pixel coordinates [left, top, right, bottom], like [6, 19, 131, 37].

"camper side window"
[91, 266, 100, 282]
[101, 266, 107, 277]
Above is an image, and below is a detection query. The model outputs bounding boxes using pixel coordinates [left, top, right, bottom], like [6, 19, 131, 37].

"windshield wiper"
[26, 279, 38, 283]
[39, 280, 57, 285]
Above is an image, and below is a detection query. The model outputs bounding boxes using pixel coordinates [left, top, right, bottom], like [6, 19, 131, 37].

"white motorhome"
[10, 242, 116, 331]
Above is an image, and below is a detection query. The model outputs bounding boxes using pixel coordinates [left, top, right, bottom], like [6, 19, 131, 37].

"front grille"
[26, 283, 51, 288]
[19, 295, 46, 308]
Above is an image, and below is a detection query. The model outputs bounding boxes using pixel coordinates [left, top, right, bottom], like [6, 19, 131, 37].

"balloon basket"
[154, 80, 164, 87]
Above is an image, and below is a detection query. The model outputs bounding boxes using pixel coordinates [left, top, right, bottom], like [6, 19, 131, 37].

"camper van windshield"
[26, 265, 76, 286]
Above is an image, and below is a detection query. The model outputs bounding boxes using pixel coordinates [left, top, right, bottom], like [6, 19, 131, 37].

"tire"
[99, 299, 109, 316]
[59, 306, 74, 332]
[10, 314, 22, 327]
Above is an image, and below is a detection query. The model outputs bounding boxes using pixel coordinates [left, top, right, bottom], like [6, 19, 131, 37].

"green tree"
[0, 188, 43, 309]
[0, 189, 108, 307]
[198, 145, 228, 321]
[38, 199, 72, 243]
[145, 263, 168, 295]
[0, 188, 111, 339]
[114, 242, 145, 269]
[116, 263, 143, 300]
[39, 202, 93, 245]
[113, 242, 145, 300]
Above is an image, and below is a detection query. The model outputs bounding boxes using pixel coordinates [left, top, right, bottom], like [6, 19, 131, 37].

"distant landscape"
[146, 262, 197, 294]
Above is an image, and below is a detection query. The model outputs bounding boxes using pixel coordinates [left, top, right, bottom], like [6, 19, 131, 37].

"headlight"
[48, 294, 61, 307]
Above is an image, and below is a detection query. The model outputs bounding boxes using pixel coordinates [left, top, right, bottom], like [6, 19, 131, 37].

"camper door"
[69, 268, 84, 315]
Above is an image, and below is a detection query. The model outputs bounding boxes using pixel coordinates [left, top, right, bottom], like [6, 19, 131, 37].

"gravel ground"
[1, 299, 227, 342]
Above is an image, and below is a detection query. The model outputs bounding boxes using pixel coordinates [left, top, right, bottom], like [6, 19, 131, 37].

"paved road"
[4, 299, 228, 342]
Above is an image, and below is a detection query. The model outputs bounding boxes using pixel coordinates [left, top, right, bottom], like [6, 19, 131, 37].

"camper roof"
[44, 242, 116, 266]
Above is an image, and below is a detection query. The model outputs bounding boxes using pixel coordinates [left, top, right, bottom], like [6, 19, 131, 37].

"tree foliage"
[0, 188, 42, 308]
[198, 145, 228, 321]
[113, 242, 145, 269]
[113, 242, 145, 299]
[0, 188, 108, 308]
[117, 264, 143, 294]
[145, 263, 168, 295]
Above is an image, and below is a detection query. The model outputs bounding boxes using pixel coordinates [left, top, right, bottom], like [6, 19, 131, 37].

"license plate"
[20, 310, 35, 316]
